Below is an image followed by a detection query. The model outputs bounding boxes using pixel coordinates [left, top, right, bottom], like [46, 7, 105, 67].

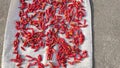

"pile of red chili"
[11, 0, 88, 68]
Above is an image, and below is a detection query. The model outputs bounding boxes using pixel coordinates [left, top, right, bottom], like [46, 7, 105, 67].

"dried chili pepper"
[12, 0, 88, 68]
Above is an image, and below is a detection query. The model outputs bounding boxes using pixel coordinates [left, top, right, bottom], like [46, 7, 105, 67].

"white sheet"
[2, 0, 93, 68]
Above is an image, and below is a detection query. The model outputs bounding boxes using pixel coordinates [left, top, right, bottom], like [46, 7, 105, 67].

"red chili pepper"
[68, 61, 75, 65]
[82, 50, 88, 58]
[38, 55, 42, 61]
[26, 55, 33, 59]
[10, 59, 18, 62]
[29, 62, 37, 66]
[34, 48, 39, 52]
[17, 63, 21, 67]
[15, 32, 20, 38]
[76, 54, 82, 60]
[21, 46, 26, 51]
[13, 50, 18, 54]
[14, 45, 18, 51]
[79, 32, 85, 45]
[12, 0, 88, 68]
[13, 39, 19, 47]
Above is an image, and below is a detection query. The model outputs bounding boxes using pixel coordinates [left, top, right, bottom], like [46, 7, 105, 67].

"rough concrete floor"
[0, 0, 120, 68]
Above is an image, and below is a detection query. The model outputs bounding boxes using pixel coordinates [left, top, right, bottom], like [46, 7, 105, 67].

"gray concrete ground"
[0, 0, 120, 68]
[0, 0, 11, 68]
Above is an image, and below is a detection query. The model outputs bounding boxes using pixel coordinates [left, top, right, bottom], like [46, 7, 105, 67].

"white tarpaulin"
[2, 0, 93, 68]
